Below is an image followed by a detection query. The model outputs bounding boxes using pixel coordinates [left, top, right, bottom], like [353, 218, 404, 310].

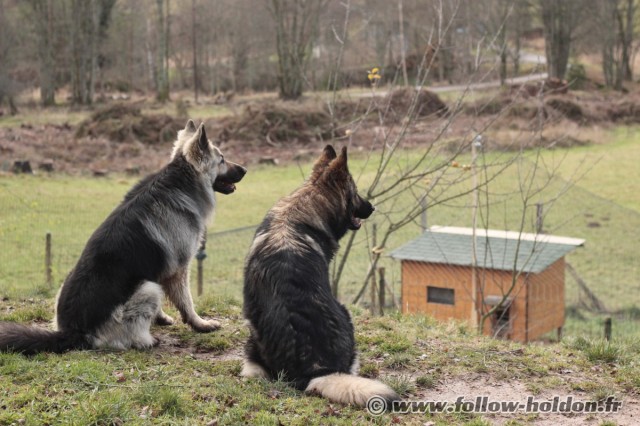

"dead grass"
[75, 103, 183, 146]
[215, 101, 342, 147]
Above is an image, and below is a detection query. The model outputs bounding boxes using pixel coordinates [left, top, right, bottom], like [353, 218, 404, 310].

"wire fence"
[0, 175, 639, 341]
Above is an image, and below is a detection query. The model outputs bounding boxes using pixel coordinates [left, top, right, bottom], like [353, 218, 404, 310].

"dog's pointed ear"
[319, 146, 349, 185]
[328, 146, 348, 173]
[184, 119, 196, 133]
[197, 124, 209, 153]
[309, 145, 337, 182]
[186, 123, 210, 162]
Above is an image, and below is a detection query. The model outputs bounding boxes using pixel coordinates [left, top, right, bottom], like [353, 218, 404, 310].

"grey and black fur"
[242, 145, 399, 407]
[0, 121, 246, 354]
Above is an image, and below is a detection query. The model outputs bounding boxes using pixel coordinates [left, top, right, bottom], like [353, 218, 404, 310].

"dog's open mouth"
[213, 180, 236, 194]
[349, 214, 363, 230]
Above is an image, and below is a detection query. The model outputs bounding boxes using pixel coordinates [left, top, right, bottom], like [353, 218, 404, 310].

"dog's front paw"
[190, 318, 221, 333]
[155, 312, 175, 326]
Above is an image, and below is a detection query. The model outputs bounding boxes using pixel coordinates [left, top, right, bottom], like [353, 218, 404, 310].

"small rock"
[12, 160, 33, 174]
[38, 160, 54, 172]
[259, 157, 279, 166]
[125, 166, 140, 175]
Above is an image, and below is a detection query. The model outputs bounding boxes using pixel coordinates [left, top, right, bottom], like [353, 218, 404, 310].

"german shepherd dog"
[242, 145, 399, 407]
[0, 121, 246, 354]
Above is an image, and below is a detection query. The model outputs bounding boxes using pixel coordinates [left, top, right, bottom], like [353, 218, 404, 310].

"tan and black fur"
[242, 145, 399, 408]
[0, 121, 246, 354]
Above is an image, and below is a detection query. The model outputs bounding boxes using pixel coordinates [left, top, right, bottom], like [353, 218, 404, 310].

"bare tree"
[267, 0, 326, 100]
[539, 0, 583, 80]
[0, 0, 19, 114]
[69, 0, 116, 105]
[155, 0, 170, 102]
[25, 0, 57, 106]
[619, 0, 637, 81]
[597, 0, 637, 89]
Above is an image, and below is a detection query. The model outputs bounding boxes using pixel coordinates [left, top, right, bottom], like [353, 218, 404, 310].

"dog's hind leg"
[241, 335, 270, 379]
[92, 282, 163, 350]
[161, 266, 220, 333]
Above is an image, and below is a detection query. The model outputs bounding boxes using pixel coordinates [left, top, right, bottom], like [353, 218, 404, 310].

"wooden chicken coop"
[389, 226, 584, 342]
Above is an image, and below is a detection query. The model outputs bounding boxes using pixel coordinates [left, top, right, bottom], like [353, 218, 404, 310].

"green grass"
[0, 126, 639, 328]
[542, 126, 640, 212]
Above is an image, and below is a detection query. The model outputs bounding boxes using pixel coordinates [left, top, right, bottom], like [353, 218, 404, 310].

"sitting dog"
[242, 145, 399, 407]
[0, 121, 246, 353]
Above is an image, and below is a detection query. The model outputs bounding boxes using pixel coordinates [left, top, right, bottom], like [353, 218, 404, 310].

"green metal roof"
[389, 227, 584, 274]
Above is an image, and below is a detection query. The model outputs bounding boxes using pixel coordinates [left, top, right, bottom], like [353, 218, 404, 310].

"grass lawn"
[1, 126, 639, 327]
[543, 126, 640, 212]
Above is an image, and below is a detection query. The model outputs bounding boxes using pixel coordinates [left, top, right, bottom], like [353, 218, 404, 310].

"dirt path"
[354, 72, 549, 98]
[421, 375, 638, 425]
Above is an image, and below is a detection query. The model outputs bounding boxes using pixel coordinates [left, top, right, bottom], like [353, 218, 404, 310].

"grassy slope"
[546, 126, 640, 212]
[0, 126, 639, 424]
[0, 296, 638, 425]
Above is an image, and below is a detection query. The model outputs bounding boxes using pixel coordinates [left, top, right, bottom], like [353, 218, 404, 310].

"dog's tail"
[305, 373, 400, 408]
[0, 322, 88, 355]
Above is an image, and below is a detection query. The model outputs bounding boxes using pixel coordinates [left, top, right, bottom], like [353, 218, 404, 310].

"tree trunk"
[155, 0, 170, 102]
[192, 0, 198, 102]
[540, 0, 579, 80]
[620, 0, 636, 81]
[269, 0, 324, 100]
[398, 0, 409, 86]
[69, 0, 115, 105]
[498, 20, 508, 86]
[28, 0, 56, 106]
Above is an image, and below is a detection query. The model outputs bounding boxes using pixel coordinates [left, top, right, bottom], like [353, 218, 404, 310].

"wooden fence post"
[369, 224, 377, 316]
[604, 317, 612, 341]
[196, 232, 207, 297]
[535, 203, 544, 233]
[45, 232, 52, 288]
[378, 267, 386, 316]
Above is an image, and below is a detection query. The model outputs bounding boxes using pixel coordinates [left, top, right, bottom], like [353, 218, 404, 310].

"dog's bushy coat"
[242, 145, 399, 407]
[0, 121, 246, 354]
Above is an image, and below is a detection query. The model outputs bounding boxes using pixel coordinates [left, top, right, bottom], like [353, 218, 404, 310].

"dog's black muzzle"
[214, 162, 247, 194]
[349, 195, 375, 230]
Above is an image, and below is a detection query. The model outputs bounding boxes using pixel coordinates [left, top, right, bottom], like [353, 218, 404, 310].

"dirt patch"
[215, 102, 341, 147]
[0, 124, 173, 174]
[471, 89, 640, 126]
[608, 100, 640, 123]
[75, 103, 183, 145]
[384, 87, 449, 120]
[155, 330, 244, 362]
[3, 86, 640, 174]
[513, 78, 570, 98]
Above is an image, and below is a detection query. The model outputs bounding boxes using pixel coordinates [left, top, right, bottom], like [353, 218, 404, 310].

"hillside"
[0, 296, 638, 425]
